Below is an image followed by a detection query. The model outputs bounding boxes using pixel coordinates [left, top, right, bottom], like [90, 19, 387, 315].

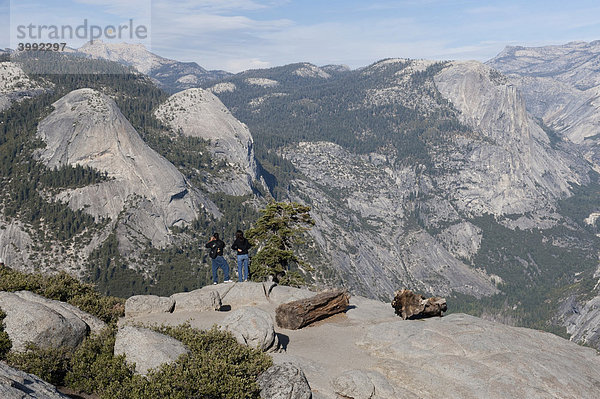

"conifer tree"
[246, 201, 315, 286]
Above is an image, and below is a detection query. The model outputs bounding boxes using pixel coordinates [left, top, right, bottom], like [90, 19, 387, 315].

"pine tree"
[246, 201, 315, 286]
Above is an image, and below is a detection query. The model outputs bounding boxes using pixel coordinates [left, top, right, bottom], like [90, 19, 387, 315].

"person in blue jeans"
[231, 230, 251, 282]
[205, 233, 231, 284]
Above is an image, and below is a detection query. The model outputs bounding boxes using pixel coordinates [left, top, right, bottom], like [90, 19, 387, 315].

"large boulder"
[220, 307, 279, 352]
[0, 291, 91, 351]
[11, 290, 106, 334]
[125, 295, 175, 318]
[170, 288, 221, 312]
[114, 326, 188, 375]
[0, 361, 69, 398]
[257, 362, 312, 399]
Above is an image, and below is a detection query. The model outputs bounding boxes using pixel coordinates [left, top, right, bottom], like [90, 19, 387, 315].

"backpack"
[209, 245, 219, 259]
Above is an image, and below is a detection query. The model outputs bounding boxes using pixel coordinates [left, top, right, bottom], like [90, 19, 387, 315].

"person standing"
[205, 233, 232, 284]
[231, 230, 251, 282]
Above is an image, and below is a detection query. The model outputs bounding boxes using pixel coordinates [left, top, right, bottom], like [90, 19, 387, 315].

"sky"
[2, 0, 600, 72]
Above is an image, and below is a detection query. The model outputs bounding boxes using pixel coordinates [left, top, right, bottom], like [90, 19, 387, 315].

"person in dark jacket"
[205, 233, 231, 284]
[231, 230, 251, 282]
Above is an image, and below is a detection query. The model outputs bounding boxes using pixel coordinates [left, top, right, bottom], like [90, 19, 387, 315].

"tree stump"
[391, 289, 447, 320]
[275, 289, 350, 330]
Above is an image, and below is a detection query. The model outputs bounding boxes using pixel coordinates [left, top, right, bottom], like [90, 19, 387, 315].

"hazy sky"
[2, 0, 600, 72]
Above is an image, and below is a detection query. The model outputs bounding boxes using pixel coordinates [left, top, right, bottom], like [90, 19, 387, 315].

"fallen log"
[391, 289, 447, 320]
[275, 289, 350, 330]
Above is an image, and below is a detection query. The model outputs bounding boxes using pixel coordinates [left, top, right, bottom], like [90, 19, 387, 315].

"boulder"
[0, 291, 89, 351]
[114, 325, 188, 375]
[391, 289, 447, 320]
[125, 295, 175, 318]
[257, 362, 312, 399]
[218, 281, 273, 307]
[275, 290, 350, 330]
[170, 288, 221, 312]
[220, 307, 279, 352]
[12, 290, 106, 334]
[0, 361, 69, 398]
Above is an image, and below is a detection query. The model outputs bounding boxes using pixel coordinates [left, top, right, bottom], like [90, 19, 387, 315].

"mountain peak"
[35, 88, 212, 250]
[78, 41, 167, 74]
[155, 88, 259, 195]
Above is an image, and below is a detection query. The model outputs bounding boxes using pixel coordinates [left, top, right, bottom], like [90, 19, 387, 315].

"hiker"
[205, 233, 232, 284]
[231, 230, 251, 282]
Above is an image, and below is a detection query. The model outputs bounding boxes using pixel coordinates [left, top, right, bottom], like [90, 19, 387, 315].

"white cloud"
[224, 58, 271, 72]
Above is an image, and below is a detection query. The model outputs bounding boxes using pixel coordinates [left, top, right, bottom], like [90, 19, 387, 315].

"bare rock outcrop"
[560, 293, 600, 349]
[358, 313, 600, 398]
[268, 286, 316, 306]
[114, 326, 188, 375]
[155, 88, 259, 195]
[391, 289, 447, 320]
[434, 61, 582, 216]
[0, 220, 34, 272]
[332, 369, 409, 399]
[257, 362, 312, 399]
[220, 307, 279, 352]
[11, 290, 106, 335]
[0, 361, 69, 398]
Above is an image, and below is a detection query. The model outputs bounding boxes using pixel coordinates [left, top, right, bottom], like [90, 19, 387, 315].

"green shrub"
[0, 309, 12, 358]
[105, 325, 272, 399]
[0, 267, 124, 324]
[6, 344, 72, 385]
[65, 326, 134, 395]
[63, 324, 272, 399]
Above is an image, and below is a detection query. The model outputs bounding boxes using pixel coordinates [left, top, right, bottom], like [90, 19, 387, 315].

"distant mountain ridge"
[77, 41, 231, 93]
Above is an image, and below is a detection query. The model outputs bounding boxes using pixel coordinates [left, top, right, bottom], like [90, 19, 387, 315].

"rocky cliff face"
[263, 59, 586, 300]
[281, 141, 498, 300]
[35, 88, 216, 254]
[487, 41, 600, 348]
[154, 88, 259, 196]
[434, 61, 583, 216]
[488, 41, 600, 167]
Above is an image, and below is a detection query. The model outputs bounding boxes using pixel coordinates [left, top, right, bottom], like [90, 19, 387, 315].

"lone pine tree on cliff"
[246, 201, 315, 286]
